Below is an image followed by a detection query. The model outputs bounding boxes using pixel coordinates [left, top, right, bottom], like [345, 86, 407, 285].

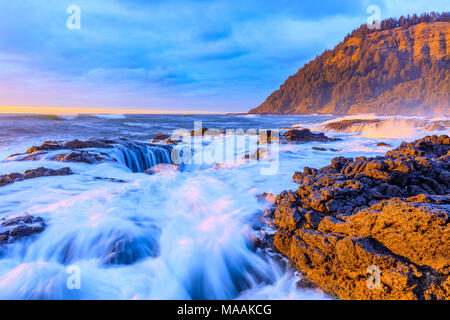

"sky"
[0, 0, 448, 113]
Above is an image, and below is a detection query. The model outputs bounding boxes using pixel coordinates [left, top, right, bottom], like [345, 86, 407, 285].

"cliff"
[249, 13, 450, 115]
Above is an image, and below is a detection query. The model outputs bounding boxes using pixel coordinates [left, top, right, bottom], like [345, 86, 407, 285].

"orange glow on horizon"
[0, 106, 223, 115]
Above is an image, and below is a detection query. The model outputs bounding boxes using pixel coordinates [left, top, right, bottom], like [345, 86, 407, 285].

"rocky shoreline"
[263, 135, 450, 299]
[315, 118, 449, 133]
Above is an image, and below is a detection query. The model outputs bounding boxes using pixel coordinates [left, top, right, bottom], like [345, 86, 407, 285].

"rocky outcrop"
[0, 215, 46, 244]
[258, 128, 340, 145]
[316, 118, 449, 133]
[25, 139, 116, 154]
[0, 167, 73, 188]
[283, 129, 341, 143]
[6, 139, 117, 164]
[5, 139, 173, 173]
[265, 135, 450, 299]
[249, 15, 450, 115]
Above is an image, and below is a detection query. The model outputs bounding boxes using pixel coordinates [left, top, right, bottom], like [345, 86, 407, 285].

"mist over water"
[0, 114, 447, 299]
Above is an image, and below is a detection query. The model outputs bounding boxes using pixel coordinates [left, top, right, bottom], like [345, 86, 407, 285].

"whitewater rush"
[169, 121, 280, 175]
[177, 304, 272, 317]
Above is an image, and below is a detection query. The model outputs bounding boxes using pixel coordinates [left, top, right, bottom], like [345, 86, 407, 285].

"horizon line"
[0, 106, 228, 115]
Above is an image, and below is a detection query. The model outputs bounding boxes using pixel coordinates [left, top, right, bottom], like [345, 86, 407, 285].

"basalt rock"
[0, 167, 73, 188]
[6, 139, 116, 163]
[258, 128, 340, 145]
[283, 129, 341, 143]
[376, 142, 392, 147]
[267, 135, 450, 299]
[25, 139, 116, 154]
[0, 214, 46, 244]
[6, 139, 173, 173]
[316, 118, 449, 133]
[51, 151, 109, 164]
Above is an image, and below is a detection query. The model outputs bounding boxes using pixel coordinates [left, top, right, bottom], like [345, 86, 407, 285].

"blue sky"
[0, 0, 448, 112]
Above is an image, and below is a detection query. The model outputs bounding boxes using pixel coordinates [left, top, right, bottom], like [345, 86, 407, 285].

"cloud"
[0, 0, 447, 111]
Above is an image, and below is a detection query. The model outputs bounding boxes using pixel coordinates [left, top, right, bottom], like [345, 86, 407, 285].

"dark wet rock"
[93, 177, 126, 183]
[6, 139, 117, 163]
[51, 151, 109, 164]
[25, 139, 116, 154]
[312, 147, 327, 151]
[0, 167, 73, 188]
[319, 119, 382, 131]
[258, 128, 340, 145]
[101, 234, 160, 265]
[283, 128, 341, 143]
[318, 119, 449, 133]
[152, 134, 170, 142]
[267, 135, 450, 299]
[376, 142, 392, 147]
[0, 214, 46, 244]
[6, 139, 173, 173]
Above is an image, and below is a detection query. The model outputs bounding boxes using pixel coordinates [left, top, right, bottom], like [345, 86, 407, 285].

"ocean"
[0, 113, 447, 299]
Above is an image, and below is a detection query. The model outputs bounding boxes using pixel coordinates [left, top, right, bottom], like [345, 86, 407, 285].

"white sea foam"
[0, 114, 444, 300]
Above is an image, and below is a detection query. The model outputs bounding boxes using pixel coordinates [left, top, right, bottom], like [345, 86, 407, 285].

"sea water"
[0, 114, 447, 299]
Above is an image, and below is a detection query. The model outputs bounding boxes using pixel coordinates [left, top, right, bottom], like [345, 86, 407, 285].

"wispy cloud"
[0, 0, 448, 111]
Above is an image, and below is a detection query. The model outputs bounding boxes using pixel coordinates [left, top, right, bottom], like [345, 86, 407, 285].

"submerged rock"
[0, 167, 73, 188]
[0, 214, 46, 244]
[144, 163, 179, 174]
[101, 234, 160, 265]
[376, 142, 392, 147]
[266, 135, 450, 299]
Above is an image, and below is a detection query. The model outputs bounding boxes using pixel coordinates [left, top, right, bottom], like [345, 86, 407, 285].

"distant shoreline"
[0, 106, 225, 115]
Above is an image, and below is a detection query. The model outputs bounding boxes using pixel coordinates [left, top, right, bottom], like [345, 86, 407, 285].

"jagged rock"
[258, 128, 340, 145]
[0, 214, 46, 244]
[267, 135, 450, 299]
[6, 139, 173, 173]
[317, 118, 449, 133]
[25, 139, 116, 154]
[6, 139, 117, 163]
[376, 142, 392, 147]
[152, 134, 170, 142]
[0, 167, 73, 188]
[283, 129, 341, 143]
[51, 151, 109, 164]
[320, 119, 382, 131]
